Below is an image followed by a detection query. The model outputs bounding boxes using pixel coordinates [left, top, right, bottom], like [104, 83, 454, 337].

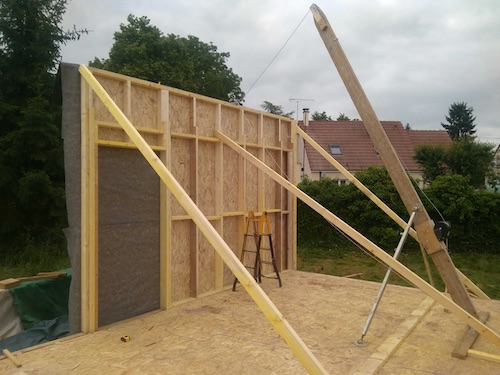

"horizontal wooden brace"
[97, 121, 164, 135]
[96, 140, 166, 151]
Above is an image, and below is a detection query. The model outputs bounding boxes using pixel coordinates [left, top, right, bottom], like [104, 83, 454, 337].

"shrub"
[297, 168, 499, 254]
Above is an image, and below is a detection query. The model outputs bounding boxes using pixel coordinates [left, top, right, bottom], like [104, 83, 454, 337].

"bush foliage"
[297, 167, 499, 254]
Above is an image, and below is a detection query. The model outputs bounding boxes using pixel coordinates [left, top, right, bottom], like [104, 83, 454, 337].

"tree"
[91, 15, 244, 103]
[0, 0, 86, 251]
[414, 144, 449, 184]
[298, 169, 499, 253]
[260, 101, 294, 118]
[297, 167, 409, 250]
[444, 138, 494, 188]
[336, 113, 351, 121]
[312, 111, 332, 121]
[441, 102, 476, 140]
[414, 139, 494, 188]
[424, 175, 499, 253]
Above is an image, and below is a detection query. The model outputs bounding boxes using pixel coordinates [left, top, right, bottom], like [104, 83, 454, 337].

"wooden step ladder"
[233, 210, 282, 291]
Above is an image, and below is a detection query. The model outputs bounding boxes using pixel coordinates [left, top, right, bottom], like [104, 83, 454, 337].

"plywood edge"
[467, 349, 500, 364]
[351, 296, 435, 375]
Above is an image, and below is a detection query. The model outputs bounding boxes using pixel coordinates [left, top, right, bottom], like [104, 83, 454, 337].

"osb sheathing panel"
[281, 121, 292, 149]
[245, 147, 259, 211]
[265, 150, 280, 209]
[196, 99, 217, 137]
[97, 126, 127, 143]
[263, 116, 280, 147]
[170, 220, 193, 302]
[93, 76, 125, 123]
[197, 141, 216, 216]
[281, 153, 291, 209]
[221, 106, 240, 141]
[222, 216, 240, 286]
[243, 112, 259, 144]
[130, 85, 159, 128]
[222, 145, 240, 212]
[3, 272, 498, 374]
[170, 138, 193, 216]
[169, 94, 193, 134]
[68, 66, 295, 328]
[197, 225, 217, 295]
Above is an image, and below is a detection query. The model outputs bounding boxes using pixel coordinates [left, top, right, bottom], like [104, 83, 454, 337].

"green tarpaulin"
[9, 269, 71, 330]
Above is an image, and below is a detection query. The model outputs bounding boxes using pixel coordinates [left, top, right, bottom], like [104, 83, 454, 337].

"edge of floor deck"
[0, 271, 499, 375]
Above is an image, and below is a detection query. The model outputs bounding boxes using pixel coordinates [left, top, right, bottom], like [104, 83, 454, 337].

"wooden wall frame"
[78, 65, 328, 374]
[79, 65, 296, 326]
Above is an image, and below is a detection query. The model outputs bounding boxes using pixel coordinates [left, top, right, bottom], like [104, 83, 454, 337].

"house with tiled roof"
[296, 119, 452, 187]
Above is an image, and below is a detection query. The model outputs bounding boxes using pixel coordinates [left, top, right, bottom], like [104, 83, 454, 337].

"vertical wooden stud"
[192, 97, 199, 297]
[80, 77, 90, 333]
[258, 114, 265, 211]
[81, 78, 98, 332]
[160, 89, 170, 309]
[215, 104, 224, 289]
[283, 148, 297, 270]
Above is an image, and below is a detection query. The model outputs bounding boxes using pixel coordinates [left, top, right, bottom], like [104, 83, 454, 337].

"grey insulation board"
[60, 62, 82, 334]
[60, 63, 161, 331]
[97, 147, 160, 326]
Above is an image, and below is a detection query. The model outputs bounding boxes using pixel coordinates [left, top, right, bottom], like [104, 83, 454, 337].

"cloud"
[60, 0, 500, 143]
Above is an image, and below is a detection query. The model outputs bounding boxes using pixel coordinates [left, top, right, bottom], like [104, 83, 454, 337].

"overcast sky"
[60, 0, 499, 144]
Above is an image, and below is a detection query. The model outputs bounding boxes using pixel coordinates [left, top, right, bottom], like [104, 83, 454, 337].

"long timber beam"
[310, 4, 478, 316]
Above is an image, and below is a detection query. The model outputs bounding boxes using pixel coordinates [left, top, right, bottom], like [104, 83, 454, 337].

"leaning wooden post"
[78, 65, 328, 375]
[309, 4, 477, 316]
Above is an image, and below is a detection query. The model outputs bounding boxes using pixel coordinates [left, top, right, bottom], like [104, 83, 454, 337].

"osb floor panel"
[1, 271, 499, 374]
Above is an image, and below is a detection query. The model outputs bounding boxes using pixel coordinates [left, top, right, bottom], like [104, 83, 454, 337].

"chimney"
[303, 108, 310, 127]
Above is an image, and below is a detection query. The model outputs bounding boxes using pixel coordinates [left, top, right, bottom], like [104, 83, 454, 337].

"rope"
[243, 9, 311, 100]
[241, 113, 291, 181]
[397, 152, 446, 222]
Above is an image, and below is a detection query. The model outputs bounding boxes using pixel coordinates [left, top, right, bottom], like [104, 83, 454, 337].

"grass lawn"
[2, 243, 497, 301]
[0, 248, 70, 281]
[298, 244, 500, 300]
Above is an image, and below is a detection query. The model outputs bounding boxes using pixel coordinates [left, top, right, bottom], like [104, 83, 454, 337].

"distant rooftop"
[299, 120, 452, 172]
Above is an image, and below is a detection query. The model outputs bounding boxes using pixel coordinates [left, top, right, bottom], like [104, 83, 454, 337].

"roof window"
[329, 144, 342, 155]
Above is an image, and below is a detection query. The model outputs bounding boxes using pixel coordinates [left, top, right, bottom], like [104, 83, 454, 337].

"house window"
[329, 144, 342, 155]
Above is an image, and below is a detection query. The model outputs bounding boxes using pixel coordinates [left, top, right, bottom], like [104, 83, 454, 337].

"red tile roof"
[299, 121, 452, 172]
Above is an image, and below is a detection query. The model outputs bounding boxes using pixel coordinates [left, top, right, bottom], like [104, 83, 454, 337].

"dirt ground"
[0, 271, 499, 374]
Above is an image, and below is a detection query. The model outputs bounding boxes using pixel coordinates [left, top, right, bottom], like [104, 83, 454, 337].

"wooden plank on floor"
[452, 311, 490, 359]
[351, 296, 435, 375]
[467, 349, 500, 364]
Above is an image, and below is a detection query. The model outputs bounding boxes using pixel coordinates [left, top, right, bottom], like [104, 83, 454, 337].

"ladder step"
[233, 210, 282, 291]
